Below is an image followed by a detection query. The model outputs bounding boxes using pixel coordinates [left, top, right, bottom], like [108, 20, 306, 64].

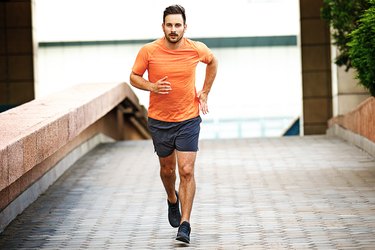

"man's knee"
[161, 164, 175, 175]
[179, 164, 195, 180]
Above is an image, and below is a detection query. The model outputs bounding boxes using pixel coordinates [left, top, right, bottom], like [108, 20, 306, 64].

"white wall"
[35, 0, 300, 41]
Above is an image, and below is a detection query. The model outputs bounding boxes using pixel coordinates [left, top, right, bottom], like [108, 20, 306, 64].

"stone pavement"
[0, 136, 375, 249]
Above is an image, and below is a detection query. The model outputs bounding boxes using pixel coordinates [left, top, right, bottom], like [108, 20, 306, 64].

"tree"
[321, 0, 374, 96]
[348, 4, 375, 96]
[321, 0, 370, 70]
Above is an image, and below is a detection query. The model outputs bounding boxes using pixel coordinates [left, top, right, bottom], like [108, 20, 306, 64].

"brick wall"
[329, 97, 375, 143]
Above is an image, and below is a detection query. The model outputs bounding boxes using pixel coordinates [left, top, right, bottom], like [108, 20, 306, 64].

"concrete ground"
[0, 136, 375, 249]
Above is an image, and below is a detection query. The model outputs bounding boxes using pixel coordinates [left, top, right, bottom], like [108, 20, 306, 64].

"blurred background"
[35, 0, 302, 139]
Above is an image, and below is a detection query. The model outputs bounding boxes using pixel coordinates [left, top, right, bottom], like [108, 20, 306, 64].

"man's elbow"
[208, 56, 218, 72]
[129, 72, 137, 87]
[209, 56, 218, 68]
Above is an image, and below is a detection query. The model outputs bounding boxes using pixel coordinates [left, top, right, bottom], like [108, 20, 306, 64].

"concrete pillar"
[0, 0, 36, 112]
[299, 0, 332, 134]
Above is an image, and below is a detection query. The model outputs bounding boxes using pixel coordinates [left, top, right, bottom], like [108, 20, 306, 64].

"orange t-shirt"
[132, 37, 214, 122]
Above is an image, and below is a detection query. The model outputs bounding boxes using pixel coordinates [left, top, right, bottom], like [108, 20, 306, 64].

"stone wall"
[0, 82, 149, 229]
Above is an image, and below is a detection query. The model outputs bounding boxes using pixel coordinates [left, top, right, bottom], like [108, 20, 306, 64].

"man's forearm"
[129, 72, 152, 92]
[202, 56, 218, 94]
[130, 73, 172, 94]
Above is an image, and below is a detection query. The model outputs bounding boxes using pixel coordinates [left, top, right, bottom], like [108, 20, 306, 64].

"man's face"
[162, 14, 186, 44]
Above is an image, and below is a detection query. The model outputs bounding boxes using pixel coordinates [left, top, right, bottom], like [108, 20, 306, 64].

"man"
[129, 5, 218, 244]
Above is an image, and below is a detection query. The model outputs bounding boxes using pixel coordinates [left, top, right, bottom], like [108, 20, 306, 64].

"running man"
[129, 4, 218, 244]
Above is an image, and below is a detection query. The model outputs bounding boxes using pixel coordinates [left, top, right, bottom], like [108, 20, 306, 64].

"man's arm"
[198, 55, 218, 114]
[129, 72, 172, 94]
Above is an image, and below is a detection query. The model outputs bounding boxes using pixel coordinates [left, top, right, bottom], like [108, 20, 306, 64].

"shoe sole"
[170, 222, 180, 228]
[176, 235, 190, 244]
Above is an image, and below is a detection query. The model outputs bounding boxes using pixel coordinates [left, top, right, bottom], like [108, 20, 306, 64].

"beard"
[165, 32, 184, 44]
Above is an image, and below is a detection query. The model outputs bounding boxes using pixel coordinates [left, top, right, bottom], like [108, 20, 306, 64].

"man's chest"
[148, 50, 199, 78]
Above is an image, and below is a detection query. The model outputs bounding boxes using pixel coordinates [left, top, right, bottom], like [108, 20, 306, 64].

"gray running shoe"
[167, 191, 181, 228]
[176, 221, 191, 244]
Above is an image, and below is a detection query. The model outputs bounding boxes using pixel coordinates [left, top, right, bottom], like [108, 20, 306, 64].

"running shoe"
[167, 191, 181, 228]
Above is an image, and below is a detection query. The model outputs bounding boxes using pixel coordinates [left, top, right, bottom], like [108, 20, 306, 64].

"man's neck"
[164, 37, 185, 50]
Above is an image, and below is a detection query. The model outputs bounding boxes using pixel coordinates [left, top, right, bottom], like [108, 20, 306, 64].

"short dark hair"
[163, 5, 186, 24]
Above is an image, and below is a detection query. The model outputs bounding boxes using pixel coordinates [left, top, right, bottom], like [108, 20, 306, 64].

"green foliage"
[321, 0, 370, 70]
[321, 0, 375, 96]
[348, 4, 375, 96]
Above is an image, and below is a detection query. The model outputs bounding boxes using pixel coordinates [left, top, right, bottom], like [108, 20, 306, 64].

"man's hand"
[198, 90, 209, 115]
[151, 76, 172, 94]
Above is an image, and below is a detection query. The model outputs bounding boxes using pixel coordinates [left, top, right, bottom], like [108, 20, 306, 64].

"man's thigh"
[159, 150, 177, 169]
[176, 151, 197, 170]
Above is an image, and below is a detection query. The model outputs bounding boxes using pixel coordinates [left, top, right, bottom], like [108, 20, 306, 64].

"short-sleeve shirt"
[132, 37, 214, 122]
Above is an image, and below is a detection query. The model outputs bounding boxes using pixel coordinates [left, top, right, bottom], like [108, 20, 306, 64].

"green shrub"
[321, 0, 375, 96]
[321, 0, 370, 70]
[348, 4, 375, 96]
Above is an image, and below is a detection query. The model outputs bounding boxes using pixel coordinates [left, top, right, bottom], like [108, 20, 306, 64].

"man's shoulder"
[138, 38, 163, 56]
[185, 38, 209, 50]
[142, 38, 163, 49]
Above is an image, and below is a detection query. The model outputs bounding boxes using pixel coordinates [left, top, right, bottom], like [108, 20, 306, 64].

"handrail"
[0, 82, 150, 222]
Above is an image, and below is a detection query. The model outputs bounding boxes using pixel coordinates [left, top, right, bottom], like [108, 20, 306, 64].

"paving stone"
[0, 136, 374, 249]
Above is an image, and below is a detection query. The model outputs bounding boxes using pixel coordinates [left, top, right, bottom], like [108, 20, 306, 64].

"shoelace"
[178, 224, 190, 234]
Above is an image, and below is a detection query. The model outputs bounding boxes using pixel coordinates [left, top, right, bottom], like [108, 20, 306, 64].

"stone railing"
[0, 82, 150, 231]
[327, 97, 375, 157]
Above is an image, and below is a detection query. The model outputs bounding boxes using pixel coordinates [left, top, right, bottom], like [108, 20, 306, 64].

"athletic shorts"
[147, 116, 202, 158]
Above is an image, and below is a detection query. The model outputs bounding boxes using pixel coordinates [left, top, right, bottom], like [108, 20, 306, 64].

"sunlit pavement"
[1, 136, 375, 249]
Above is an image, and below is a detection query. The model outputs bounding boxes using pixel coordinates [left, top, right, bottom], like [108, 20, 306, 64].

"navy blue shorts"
[147, 116, 202, 158]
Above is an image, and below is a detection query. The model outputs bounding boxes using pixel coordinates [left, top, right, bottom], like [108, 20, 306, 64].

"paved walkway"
[1, 136, 375, 249]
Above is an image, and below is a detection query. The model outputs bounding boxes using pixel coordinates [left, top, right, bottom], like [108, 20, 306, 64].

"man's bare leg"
[159, 151, 178, 204]
[176, 151, 197, 223]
